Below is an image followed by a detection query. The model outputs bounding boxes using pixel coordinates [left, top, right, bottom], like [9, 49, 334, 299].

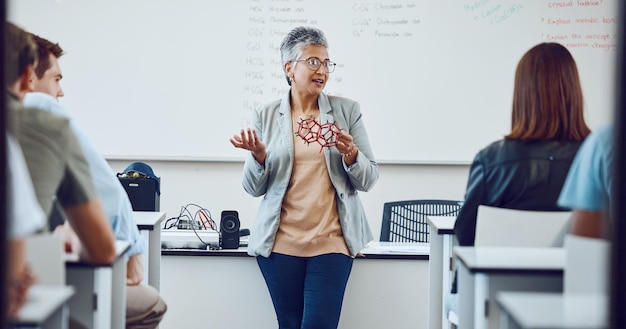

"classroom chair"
[10, 233, 74, 329]
[564, 234, 610, 295]
[25, 233, 66, 285]
[447, 205, 573, 328]
[380, 199, 463, 243]
[474, 205, 572, 247]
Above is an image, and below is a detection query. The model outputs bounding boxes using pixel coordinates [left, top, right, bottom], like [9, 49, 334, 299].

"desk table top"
[427, 216, 456, 234]
[162, 241, 430, 260]
[9, 285, 75, 325]
[454, 246, 565, 274]
[134, 211, 167, 230]
[65, 240, 130, 266]
[497, 291, 607, 329]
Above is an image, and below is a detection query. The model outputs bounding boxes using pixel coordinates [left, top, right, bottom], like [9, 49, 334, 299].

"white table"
[496, 292, 608, 329]
[159, 241, 430, 329]
[65, 240, 130, 329]
[9, 285, 75, 329]
[134, 211, 166, 290]
[427, 215, 456, 329]
[454, 246, 565, 329]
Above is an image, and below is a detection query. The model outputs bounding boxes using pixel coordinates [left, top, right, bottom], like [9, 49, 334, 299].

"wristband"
[343, 145, 357, 158]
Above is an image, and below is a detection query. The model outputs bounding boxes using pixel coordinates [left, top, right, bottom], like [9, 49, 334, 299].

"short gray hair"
[280, 26, 329, 85]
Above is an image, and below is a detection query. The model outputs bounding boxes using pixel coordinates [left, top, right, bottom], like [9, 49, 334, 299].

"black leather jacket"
[454, 139, 583, 246]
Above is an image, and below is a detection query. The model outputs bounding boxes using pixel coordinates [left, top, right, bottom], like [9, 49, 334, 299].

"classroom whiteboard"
[8, 0, 619, 164]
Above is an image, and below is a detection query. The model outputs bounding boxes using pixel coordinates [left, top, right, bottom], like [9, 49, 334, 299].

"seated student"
[454, 42, 591, 247]
[5, 21, 117, 265]
[446, 42, 591, 318]
[558, 125, 614, 239]
[6, 133, 46, 319]
[24, 32, 167, 329]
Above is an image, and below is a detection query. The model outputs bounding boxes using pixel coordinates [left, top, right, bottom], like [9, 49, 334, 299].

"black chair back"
[380, 199, 463, 242]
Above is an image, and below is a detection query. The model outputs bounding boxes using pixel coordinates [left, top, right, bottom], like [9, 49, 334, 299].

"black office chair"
[380, 199, 463, 243]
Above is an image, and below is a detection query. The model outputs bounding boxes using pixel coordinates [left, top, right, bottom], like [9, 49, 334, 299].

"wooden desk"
[134, 211, 166, 290]
[9, 285, 75, 329]
[159, 242, 429, 329]
[65, 240, 130, 329]
[454, 246, 565, 329]
[496, 292, 608, 329]
[427, 215, 456, 329]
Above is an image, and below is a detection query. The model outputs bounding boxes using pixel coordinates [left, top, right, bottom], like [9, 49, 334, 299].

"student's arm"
[7, 238, 26, 282]
[569, 209, 610, 239]
[126, 254, 144, 285]
[7, 238, 35, 318]
[454, 156, 487, 246]
[64, 200, 117, 264]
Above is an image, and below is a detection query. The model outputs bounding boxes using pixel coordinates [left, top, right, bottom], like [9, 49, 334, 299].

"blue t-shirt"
[558, 125, 614, 213]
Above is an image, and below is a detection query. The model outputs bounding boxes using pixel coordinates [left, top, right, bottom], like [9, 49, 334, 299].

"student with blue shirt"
[558, 125, 614, 239]
[7, 22, 118, 325]
[6, 21, 117, 267]
[24, 32, 167, 329]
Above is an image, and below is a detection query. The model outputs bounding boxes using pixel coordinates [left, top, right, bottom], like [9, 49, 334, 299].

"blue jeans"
[257, 252, 353, 329]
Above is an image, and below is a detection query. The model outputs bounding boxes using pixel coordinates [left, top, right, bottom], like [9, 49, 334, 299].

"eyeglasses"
[294, 57, 336, 73]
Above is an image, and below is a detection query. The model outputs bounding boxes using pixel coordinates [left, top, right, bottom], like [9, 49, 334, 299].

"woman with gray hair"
[230, 26, 379, 328]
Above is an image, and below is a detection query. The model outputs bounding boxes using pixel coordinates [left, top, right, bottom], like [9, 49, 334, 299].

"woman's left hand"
[334, 129, 355, 155]
[334, 128, 358, 164]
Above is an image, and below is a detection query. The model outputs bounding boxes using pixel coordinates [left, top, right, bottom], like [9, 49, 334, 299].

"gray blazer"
[242, 91, 379, 257]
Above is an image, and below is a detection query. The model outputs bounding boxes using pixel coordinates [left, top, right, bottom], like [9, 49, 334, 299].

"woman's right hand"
[230, 128, 267, 164]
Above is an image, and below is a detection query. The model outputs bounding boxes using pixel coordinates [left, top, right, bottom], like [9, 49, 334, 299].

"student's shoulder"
[17, 106, 72, 137]
[474, 139, 531, 167]
[14, 108, 84, 166]
[475, 139, 509, 158]
[23, 92, 69, 117]
[586, 125, 613, 146]
[576, 125, 614, 164]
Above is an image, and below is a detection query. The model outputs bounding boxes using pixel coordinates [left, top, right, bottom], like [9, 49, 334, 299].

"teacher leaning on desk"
[230, 26, 379, 329]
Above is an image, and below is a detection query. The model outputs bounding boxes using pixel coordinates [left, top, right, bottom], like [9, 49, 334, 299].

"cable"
[162, 203, 219, 248]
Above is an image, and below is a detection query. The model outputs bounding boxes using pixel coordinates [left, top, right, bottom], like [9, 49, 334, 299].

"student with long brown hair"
[454, 42, 591, 247]
[446, 43, 592, 318]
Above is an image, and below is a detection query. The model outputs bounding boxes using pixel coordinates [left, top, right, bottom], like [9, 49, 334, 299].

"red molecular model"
[295, 116, 340, 152]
